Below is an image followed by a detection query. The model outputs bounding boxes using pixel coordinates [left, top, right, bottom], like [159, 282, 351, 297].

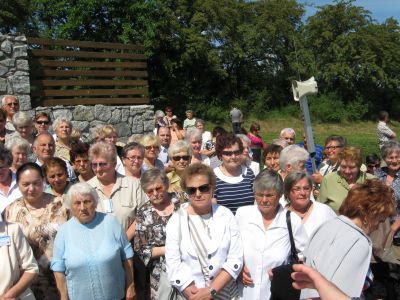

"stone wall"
[0, 34, 31, 110]
[0, 33, 155, 140]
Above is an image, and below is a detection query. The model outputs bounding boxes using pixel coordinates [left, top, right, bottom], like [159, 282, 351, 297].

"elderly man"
[32, 132, 76, 181]
[2, 95, 19, 132]
[280, 128, 296, 145]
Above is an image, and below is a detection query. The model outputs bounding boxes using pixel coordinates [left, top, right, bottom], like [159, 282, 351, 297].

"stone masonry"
[0, 33, 154, 141]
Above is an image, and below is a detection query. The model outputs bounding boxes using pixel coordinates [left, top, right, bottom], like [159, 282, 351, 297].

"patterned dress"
[134, 197, 180, 300]
[5, 193, 69, 300]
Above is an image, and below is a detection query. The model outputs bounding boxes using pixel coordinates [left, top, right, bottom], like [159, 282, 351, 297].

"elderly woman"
[5, 135, 29, 173]
[236, 169, 308, 300]
[284, 172, 336, 236]
[0, 144, 22, 214]
[153, 110, 167, 135]
[279, 144, 309, 180]
[134, 169, 180, 299]
[5, 162, 69, 300]
[302, 179, 395, 298]
[318, 146, 374, 213]
[214, 133, 254, 214]
[166, 163, 243, 299]
[167, 140, 191, 203]
[87, 142, 146, 240]
[70, 142, 94, 182]
[237, 134, 260, 176]
[8, 112, 35, 146]
[53, 117, 73, 162]
[0, 217, 39, 299]
[263, 144, 283, 172]
[51, 182, 135, 300]
[186, 128, 210, 165]
[34, 112, 52, 135]
[247, 122, 266, 164]
[98, 124, 125, 175]
[375, 141, 400, 243]
[312, 135, 347, 184]
[122, 142, 145, 179]
[43, 157, 71, 203]
[140, 134, 164, 171]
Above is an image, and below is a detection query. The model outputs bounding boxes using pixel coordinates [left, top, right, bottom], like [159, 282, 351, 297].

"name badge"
[0, 235, 11, 247]
[103, 199, 113, 213]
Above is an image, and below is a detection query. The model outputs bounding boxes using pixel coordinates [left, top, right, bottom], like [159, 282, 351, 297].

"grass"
[209, 116, 400, 160]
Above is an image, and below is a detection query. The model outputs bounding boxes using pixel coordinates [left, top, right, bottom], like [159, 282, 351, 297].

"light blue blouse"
[51, 212, 134, 300]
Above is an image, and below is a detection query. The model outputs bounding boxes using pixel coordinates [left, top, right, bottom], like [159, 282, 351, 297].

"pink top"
[247, 133, 266, 150]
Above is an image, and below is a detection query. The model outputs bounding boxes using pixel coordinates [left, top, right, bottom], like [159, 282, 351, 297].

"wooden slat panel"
[30, 49, 146, 60]
[31, 79, 148, 87]
[32, 60, 147, 69]
[31, 69, 148, 77]
[28, 37, 145, 51]
[42, 97, 149, 106]
[32, 88, 148, 97]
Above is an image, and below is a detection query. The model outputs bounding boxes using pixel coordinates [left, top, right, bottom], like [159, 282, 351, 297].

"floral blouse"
[5, 193, 69, 300]
[134, 197, 180, 300]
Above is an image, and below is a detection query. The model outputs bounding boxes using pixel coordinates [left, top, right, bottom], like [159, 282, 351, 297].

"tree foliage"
[1, 0, 399, 120]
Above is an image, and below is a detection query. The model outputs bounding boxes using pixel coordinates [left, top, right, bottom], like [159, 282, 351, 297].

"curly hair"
[180, 163, 216, 191]
[339, 179, 396, 221]
[338, 146, 362, 167]
[215, 133, 243, 159]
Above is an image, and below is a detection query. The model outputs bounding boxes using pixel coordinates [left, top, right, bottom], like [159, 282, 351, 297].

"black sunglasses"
[221, 150, 242, 156]
[172, 155, 190, 161]
[36, 120, 50, 125]
[186, 184, 211, 195]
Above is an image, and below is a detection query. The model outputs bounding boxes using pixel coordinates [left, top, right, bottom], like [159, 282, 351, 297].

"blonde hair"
[140, 134, 160, 148]
[98, 125, 118, 141]
[89, 142, 117, 163]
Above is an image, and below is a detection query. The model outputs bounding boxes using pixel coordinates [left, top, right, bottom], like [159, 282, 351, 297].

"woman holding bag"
[165, 163, 243, 299]
[235, 169, 308, 300]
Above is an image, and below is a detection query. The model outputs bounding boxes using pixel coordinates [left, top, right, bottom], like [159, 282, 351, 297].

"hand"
[183, 284, 198, 299]
[311, 173, 323, 184]
[0, 293, 17, 300]
[126, 284, 136, 300]
[239, 264, 254, 286]
[188, 288, 211, 300]
[391, 219, 400, 233]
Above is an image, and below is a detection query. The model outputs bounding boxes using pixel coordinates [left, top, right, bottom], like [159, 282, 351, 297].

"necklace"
[291, 201, 313, 220]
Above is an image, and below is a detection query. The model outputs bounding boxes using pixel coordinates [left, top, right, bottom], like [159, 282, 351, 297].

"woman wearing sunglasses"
[166, 163, 243, 299]
[34, 112, 52, 135]
[213, 133, 255, 214]
[167, 140, 191, 203]
[140, 134, 164, 171]
[87, 142, 147, 241]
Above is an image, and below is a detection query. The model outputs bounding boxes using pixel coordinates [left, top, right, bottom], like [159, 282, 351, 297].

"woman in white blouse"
[165, 163, 243, 299]
[284, 172, 336, 236]
[235, 169, 308, 300]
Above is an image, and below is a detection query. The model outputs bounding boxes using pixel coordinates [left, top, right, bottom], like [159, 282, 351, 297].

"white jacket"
[165, 203, 244, 292]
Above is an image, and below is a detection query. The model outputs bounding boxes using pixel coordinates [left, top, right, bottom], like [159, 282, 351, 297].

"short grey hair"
[155, 110, 165, 118]
[1, 95, 17, 106]
[168, 140, 191, 158]
[65, 182, 99, 209]
[272, 138, 288, 148]
[195, 119, 205, 127]
[5, 136, 30, 153]
[279, 145, 309, 171]
[140, 168, 169, 191]
[12, 111, 32, 127]
[185, 128, 202, 142]
[122, 142, 145, 158]
[283, 171, 313, 200]
[381, 140, 400, 160]
[280, 128, 296, 138]
[253, 169, 283, 198]
[236, 134, 251, 145]
[53, 117, 73, 131]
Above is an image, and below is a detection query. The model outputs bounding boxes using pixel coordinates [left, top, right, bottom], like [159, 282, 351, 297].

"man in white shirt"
[1, 95, 19, 132]
[157, 127, 172, 168]
[377, 110, 396, 149]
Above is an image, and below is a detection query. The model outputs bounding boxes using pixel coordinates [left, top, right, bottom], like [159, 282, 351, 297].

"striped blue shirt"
[214, 165, 255, 214]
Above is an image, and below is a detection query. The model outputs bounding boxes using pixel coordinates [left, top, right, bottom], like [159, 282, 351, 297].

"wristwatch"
[209, 287, 217, 298]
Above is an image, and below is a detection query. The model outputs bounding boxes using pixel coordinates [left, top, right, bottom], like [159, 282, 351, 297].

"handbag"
[270, 210, 300, 300]
[157, 209, 187, 300]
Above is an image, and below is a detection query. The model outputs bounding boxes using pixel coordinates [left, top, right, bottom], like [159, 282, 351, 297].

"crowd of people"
[0, 95, 399, 300]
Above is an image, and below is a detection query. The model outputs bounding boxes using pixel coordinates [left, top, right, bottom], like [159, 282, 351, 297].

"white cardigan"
[165, 203, 244, 292]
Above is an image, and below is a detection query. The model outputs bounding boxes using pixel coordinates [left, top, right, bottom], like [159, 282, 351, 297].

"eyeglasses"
[125, 156, 143, 162]
[367, 163, 380, 169]
[145, 145, 159, 150]
[6, 102, 19, 107]
[172, 155, 190, 161]
[91, 162, 110, 169]
[36, 120, 50, 125]
[186, 184, 211, 195]
[145, 186, 164, 195]
[325, 146, 343, 150]
[221, 150, 242, 157]
[291, 186, 312, 193]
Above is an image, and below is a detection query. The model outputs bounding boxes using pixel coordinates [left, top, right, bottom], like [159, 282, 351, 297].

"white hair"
[185, 128, 202, 142]
[5, 136, 30, 152]
[280, 128, 296, 138]
[65, 182, 99, 209]
[53, 117, 73, 131]
[236, 134, 251, 145]
[279, 145, 309, 171]
[1, 95, 17, 106]
[168, 140, 191, 158]
[12, 111, 32, 127]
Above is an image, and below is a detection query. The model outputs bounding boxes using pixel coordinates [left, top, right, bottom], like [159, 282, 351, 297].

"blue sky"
[298, 0, 400, 23]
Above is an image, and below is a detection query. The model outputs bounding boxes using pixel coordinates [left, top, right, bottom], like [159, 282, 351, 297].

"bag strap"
[286, 210, 299, 263]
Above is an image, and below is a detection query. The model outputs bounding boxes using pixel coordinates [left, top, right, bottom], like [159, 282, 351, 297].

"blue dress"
[51, 212, 134, 300]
